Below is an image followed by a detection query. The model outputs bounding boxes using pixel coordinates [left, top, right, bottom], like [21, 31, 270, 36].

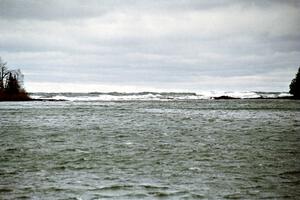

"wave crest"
[29, 91, 292, 102]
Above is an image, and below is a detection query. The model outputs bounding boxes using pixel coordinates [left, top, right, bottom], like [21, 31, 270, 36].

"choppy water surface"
[1, 99, 300, 199]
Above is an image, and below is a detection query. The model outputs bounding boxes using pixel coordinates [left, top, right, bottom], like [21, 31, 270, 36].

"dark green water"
[1, 100, 300, 199]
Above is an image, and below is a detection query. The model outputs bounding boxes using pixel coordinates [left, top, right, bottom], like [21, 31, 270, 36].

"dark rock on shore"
[213, 95, 240, 100]
[30, 98, 67, 102]
[0, 91, 31, 101]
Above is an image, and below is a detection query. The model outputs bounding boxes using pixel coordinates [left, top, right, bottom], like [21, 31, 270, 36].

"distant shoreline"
[1, 96, 298, 102]
[212, 95, 299, 100]
[1, 91, 298, 102]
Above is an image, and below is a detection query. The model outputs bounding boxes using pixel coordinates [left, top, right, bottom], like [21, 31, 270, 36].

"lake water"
[0, 99, 300, 199]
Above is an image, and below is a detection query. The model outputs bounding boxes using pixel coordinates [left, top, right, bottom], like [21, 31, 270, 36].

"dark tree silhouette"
[5, 72, 21, 94]
[0, 57, 9, 90]
[289, 67, 300, 98]
[0, 57, 30, 101]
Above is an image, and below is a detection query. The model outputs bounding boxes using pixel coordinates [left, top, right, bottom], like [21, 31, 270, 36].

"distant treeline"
[290, 67, 300, 99]
[0, 57, 30, 101]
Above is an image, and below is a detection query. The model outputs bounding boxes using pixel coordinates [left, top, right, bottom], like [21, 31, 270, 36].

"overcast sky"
[0, 0, 300, 92]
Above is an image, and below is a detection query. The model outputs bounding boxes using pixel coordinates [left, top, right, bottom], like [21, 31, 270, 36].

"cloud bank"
[0, 0, 299, 92]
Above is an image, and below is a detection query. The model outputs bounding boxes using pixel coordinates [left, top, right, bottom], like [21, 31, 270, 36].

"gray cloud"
[1, 0, 299, 20]
[0, 0, 300, 92]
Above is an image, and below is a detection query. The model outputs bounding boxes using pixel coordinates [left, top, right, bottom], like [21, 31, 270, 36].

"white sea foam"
[29, 91, 292, 101]
[29, 95, 43, 99]
[278, 93, 292, 97]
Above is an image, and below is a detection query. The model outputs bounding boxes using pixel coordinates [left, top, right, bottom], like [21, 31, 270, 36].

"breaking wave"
[29, 91, 292, 102]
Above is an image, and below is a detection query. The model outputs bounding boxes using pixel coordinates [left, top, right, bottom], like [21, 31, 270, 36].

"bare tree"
[0, 57, 9, 90]
[0, 57, 25, 92]
[0, 57, 30, 100]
